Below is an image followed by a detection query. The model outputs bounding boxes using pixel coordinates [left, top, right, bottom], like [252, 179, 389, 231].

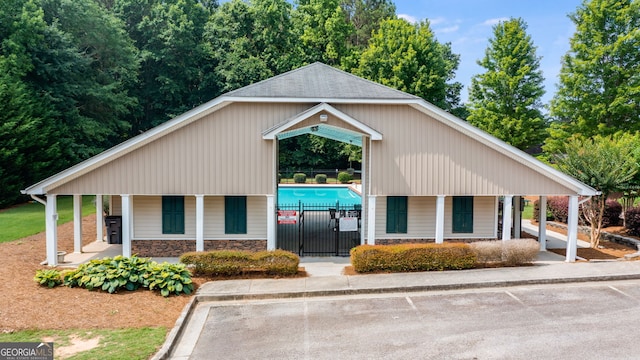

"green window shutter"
[225, 196, 247, 234]
[452, 196, 473, 233]
[162, 196, 185, 234]
[386, 196, 408, 234]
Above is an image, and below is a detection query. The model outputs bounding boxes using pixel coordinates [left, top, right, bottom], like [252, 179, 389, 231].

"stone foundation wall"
[132, 240, 197, 257]
[131, 239, 267, 257]
[204, 240, 267, 252]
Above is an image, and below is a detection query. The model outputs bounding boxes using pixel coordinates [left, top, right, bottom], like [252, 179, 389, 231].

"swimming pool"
[278, 186, 362, 206]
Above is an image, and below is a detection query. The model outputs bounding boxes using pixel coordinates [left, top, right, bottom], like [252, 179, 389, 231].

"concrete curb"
[151, 296, 199, 360]
[194, 273, 640, 302]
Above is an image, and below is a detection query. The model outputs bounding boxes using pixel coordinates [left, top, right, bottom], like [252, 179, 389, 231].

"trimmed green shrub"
[180, 250, 250, 276]
[62, 255, 193, 297]
[251, 250, 300, 275]
[180, 250, 300, 276]
[315, 174, 327, 184]
[350, 244, 476, 273]
[34, 269, 63, 288]
[469, 239, 539, 266]
[337, 171, 352, 184]
[293, 173, 307, 183]
[625, 206, 640, 236]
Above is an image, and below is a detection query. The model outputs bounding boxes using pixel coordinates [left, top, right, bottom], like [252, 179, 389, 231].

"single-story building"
[23, 62, 598, 265]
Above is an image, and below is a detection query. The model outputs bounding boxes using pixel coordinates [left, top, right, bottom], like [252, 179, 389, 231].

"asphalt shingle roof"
[225, 62, 419, 100]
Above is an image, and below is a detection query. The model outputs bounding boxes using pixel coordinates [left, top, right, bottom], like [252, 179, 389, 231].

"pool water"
[278, 186, 362, 206]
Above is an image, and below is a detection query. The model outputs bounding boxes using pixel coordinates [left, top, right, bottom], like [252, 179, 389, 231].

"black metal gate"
[277, 201, 361, 256]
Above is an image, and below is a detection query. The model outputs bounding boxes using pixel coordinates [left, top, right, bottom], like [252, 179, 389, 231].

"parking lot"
[173, 280, 640, 359]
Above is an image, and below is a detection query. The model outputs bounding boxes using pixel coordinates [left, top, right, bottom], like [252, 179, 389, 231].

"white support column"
[266, 195, 276, 250]
[360, 136, 368, 245]
[435, 195, 445, 244]
[502, 195, 513, 241]
[121, 195, 132, 258]
[538, 196, 547, 251]
[566, 195, 579, 262]
[367, 196, 377, 245]
[513, 196, 522, 238]
[45, 195, 58, 266]
[196, 195, 204, 252]
[96, 195, 104, 242]
[73, 194, 83, 253]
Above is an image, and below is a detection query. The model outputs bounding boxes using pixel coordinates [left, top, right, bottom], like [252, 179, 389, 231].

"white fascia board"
[262, 102, 383, 140]
[409, 101, 599, 196]
[22, 98, 231, 195]
[225, 96, 415, 105]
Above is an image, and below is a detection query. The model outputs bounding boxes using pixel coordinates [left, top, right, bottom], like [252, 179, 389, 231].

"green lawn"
[0, 195, 97, 244]
[0, 327, 166, 360]
[522, 200, 534, 220]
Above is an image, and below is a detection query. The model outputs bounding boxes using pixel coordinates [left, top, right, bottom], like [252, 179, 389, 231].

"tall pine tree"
[546, 0, 640, 154]
[467, 18, 546, 151]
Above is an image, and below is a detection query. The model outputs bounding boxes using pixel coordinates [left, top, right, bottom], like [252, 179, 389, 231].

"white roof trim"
[23, 98, 230, 194]
[408, 101, 599, 196]
[226, 96, 417, 104]
[262, 103, 383, 140]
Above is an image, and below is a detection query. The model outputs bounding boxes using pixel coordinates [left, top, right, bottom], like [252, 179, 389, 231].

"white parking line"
[505, 290, 526, 306]
[405, 296, 418, 312]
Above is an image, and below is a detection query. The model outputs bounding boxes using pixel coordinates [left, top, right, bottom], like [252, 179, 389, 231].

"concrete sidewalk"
[195, 252, 640, 302]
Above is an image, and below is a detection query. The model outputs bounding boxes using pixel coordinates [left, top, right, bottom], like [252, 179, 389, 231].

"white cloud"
[428, 16, 446, 25]
[481, 17, 509, 26]
[398, 14, 418, 24]
[436, 25, 460, 34]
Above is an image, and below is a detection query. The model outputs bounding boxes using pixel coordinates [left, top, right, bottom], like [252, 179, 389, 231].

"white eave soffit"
[262, 103, 383, 141]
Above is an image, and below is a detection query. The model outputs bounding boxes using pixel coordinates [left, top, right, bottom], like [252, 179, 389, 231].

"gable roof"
[226, 62, 419, 100]
[22, 62, 598, 197]
[262, 102, 383, 146]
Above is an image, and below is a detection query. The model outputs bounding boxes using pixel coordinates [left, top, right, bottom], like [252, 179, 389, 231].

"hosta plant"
[34, 269, 63, 288]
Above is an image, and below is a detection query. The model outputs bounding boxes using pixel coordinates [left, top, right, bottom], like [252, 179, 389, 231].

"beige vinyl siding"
[133, 196, 195, 239]
[375, 196, 437, 239]
[335, 104, 577, 196]
[204, 196, 267, 239]
[49, 103, 311, 195]
[444, 196, 496, 238]
[375, 196, 496, 240]
[110, 195, 122, 216]
[132, 195, 267, 240]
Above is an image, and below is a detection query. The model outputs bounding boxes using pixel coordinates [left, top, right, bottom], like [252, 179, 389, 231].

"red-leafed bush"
[547, 196, 569, 223]
[602, 200, 622, 227]
[625, 206, 640, 236]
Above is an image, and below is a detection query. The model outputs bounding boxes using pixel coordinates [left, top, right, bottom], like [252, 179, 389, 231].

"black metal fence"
[277, 201, 361, 256]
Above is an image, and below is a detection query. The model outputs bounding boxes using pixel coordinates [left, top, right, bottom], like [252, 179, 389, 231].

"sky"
[393, 0, 583, 105]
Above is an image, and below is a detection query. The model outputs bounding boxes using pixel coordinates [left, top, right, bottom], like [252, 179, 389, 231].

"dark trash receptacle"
[105, 216, 122, 244]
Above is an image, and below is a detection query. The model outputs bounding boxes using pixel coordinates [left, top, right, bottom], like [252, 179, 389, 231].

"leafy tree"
[553, 133, 640, 247]
[279, 135, 351, 170]
[355, 18, 462, 112]
[114, 0, 214, 133]
[0, 0, 62, 206]
[340, 0, 396, 49]
[205, 0, 299, 93]
[467, 18, 546, 151]
[39, 0, 139, 159]
[292, 0, 354, 65]
[546, 0, 640, 154]
[252, 0, 299, 74]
